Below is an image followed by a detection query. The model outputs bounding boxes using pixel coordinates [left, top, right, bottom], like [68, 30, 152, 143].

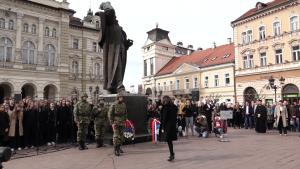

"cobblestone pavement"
[4, 129, 300, 169]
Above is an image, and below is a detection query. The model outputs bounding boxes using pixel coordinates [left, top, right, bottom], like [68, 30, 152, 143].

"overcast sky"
[67, 0, 269, 92]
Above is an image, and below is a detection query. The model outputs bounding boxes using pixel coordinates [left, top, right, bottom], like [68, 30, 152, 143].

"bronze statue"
[96, 2, 133, 94]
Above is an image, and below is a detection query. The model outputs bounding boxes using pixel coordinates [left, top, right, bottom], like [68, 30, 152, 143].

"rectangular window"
[260, 52, 267, 67]
[193, 77, 198, 88]
[150, 58, 154, 75]
[204, 76, 208, 88]
[73, 39, 79, 49]
[0, 46, 4, 61]
[242, 32, 247, 44]
[144, 60, 147, 76]
[243, 55, 254, 69]
[290, 16, 298, 32]
[163, 82, 167, 91]
[214, 75, 219, 87]
[247, 30, 252, 43]
[170, 81, 173, 90]
[185, 78, 190, 89]
[275, 49, 283, 64]
[93, 42, 97, 52]
[292, 45, 300, 61]
[157, 83, 160, 91]
[259, 26, 266, 41]
[225, 74, 230, 86]
[176, 80, 180, 90]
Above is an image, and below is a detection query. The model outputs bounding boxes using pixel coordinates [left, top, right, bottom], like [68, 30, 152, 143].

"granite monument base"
[101, 94, 151, 145]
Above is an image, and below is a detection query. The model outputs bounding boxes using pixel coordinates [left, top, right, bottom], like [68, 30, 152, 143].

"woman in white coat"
[274, 100, 288, 136]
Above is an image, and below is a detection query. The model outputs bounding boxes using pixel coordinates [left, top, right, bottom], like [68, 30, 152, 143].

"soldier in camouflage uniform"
[108, 94, 127, 156]
[92, 97, 108, 148]
[74, 93, 92, 150]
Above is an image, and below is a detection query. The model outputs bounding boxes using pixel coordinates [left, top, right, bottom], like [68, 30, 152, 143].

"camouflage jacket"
[74, 100, 92, 123]
[92, 104, 109, 123]
[108, 101, 127, 125]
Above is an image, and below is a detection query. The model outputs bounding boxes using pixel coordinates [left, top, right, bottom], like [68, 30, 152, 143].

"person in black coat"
[23, 101, 38, 148]
[161, 95, 178, 162]
[57, 100, 72, 143]
[254, 99, 267, 133]
[0, 104, 9, 146]
[203, 101, 213, 132]
[46, 103, 57, 146]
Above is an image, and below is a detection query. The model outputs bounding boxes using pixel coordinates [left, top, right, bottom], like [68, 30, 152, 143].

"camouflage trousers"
[94, 123, 105, 140]
[77, 122, 89, 142]
[113, 125, 124, 146]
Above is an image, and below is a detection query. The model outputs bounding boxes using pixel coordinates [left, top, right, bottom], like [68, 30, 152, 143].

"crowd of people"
[147, 98, 300, 138]
[0, 97, 78, 152]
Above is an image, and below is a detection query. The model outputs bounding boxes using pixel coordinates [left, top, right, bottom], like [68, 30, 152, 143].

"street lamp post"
[268, 76, 285, 103]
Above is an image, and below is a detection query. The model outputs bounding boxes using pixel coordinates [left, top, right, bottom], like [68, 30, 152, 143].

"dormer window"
[223, 54, 230, 58]
[256, 2, 266, 10]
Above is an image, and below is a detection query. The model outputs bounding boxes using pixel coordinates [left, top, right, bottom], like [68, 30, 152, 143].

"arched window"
[95, 63, 100, 76]
[290, 16, 298, 32]
[31, 24, 36, 34]
[45, 27, 50, 36]
[22, 41, 35, 64]
[44, 44, 55, 66]
[8, 20, 14, 30]
[0, 37, 13, 62]
[72, 61, 79, 74]
[0, 18, 5, 29]
[23, 23, 29, 33]
[96, 21, 100, 29]
[52, 28, 56, 37]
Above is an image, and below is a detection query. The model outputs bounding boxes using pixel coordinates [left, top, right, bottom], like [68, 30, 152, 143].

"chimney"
[197, 47, 203, 51]
[187, 45, 193, 49]
[227, 38, 232, 44]
[213, 42, 216, 48]
[177, 41, 183, 47]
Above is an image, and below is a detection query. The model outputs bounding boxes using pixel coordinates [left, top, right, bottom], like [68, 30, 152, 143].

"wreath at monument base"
[123, 119, 135, 141]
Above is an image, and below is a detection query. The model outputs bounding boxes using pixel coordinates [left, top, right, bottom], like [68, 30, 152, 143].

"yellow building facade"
[232, 0, 300, 104]
[154, 43, 235, 103]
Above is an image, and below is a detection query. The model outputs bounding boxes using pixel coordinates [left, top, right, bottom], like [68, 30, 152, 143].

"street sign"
[220, 110, 233, 120]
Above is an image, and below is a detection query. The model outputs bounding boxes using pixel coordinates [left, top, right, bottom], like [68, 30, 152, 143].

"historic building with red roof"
[232, 0, 300, 104]
[144, 39, 235, 103]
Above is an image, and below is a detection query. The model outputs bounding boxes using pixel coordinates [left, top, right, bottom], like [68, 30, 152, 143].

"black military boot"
[96, 139, 105, 148]
[96, 139, 101, 148]
[78, 141, 84, 150]
[119, 146, 124, 153]
[114, 146, 120, 156]
[83, 142, 88, 150]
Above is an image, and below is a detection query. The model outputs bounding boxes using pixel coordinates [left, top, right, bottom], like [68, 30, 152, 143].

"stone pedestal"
[101, 94, 150, 145]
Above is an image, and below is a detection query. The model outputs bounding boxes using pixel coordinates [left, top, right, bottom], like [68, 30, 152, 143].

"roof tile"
[155, 43, 234, 76]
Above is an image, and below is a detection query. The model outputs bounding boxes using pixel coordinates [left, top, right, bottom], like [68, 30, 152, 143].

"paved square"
[4, 129, 300, 169]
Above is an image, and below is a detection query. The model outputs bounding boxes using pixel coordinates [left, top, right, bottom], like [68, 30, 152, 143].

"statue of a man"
[96, 2, 133, 94]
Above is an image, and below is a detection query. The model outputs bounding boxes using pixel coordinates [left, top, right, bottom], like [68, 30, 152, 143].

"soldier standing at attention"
[74, 93, 92, 150]
[108, 94, 127, 156]
[92, 97, 108, 148]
